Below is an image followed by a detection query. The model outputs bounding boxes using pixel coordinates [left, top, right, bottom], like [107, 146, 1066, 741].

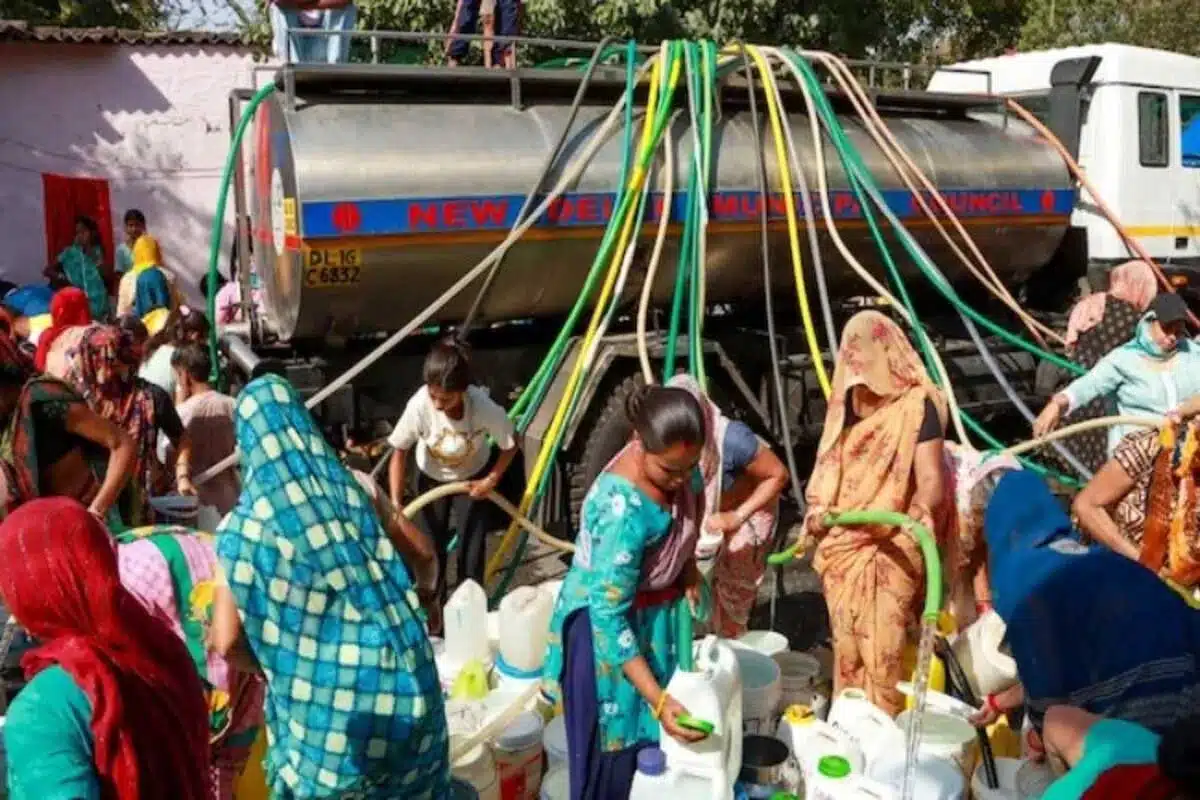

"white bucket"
[493, 710, 543, 800]
[950, 610, 1018, 698]
[734, 646, 782, 734]
[775, 651, 824, 712]
[869, 752, 964, 800]
[971, 757, 1054, 800]
[543, 714, 568, 772]
[827, 689, 901, 768]
[451, 737, 500, 800]
[895, 709, 976, 762]
[540, 766, 570, 800]
[737, 630, 790, 658]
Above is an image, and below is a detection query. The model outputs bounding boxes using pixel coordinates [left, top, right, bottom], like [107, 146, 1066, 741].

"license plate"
[303, 247, 363, 288]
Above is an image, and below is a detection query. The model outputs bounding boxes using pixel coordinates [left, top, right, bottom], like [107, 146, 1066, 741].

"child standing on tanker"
[388, 338, 520, 613]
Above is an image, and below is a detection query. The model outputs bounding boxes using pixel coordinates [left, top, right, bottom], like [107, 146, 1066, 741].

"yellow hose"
[745, 45, 832, 397]
[484, 48, 679, 585]
[401, 482, 574, 553]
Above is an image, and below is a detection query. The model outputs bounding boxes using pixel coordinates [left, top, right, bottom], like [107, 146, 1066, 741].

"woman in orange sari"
[803, 310, 949, 715]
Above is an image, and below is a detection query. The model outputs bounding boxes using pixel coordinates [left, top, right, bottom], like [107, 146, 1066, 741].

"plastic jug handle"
[676, 714, 715, 736]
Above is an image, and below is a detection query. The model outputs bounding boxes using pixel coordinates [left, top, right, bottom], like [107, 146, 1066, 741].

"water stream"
[900, 616, 938, 800]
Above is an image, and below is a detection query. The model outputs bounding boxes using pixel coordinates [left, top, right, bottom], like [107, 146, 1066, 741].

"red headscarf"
[34, 287, 92, 371]
[0, 499, 211, 798]
[1083, 764, 1181, 799]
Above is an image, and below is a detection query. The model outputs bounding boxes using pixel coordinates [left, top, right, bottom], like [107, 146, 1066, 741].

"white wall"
[0, 41, 266, 299]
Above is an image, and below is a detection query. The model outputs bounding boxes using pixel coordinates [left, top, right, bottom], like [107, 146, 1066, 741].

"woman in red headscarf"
[0, 498, 210, 798]
[34, 287, 92, 373]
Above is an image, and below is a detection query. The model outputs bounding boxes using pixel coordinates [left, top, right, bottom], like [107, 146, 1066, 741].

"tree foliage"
[8, 0, 1200, 65]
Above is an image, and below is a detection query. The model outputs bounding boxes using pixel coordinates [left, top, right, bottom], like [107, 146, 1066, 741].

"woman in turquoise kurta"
[211, 374, 448, 799]
[541, 384, 710, 800]
[1035, 293, 1200, 458]
[49, 216, 110, 321]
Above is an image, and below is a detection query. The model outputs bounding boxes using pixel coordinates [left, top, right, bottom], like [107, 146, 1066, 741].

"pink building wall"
[0, 40, 267, 298]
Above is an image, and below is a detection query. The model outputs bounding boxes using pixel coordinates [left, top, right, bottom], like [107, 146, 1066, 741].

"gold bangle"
[652, 692, 669, 721]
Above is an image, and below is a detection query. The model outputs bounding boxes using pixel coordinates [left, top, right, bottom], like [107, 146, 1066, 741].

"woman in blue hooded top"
[1034, 292, 1200, 459]
[983, 469, 1200, 736]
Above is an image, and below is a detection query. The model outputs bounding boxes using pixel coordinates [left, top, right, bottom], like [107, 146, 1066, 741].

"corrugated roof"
[0, 20, 249, 47]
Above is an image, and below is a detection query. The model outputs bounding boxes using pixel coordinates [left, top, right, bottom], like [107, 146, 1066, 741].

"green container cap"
[817, 755, 851, 779]
[769, 794, 799, 800]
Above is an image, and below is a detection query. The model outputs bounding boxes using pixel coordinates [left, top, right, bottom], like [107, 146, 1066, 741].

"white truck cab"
[930, 44, 1200, 283]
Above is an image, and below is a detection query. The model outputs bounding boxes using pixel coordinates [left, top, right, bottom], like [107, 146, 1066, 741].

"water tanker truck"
[221, 39, 1200, 528]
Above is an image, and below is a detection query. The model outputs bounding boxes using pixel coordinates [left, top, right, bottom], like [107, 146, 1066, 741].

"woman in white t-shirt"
[387, 338, 520, 610]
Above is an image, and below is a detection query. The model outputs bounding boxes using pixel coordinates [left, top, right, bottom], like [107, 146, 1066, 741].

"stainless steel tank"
[251, 69, 1072, 341]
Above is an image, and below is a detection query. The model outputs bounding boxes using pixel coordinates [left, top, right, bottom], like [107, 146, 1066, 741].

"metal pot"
[738, 734, 793, 789]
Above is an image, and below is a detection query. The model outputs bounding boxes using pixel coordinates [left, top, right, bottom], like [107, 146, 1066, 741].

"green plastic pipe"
[767, 511, 941, 619]
[489, 41, 684, 604]
[206, 82, 277, 385]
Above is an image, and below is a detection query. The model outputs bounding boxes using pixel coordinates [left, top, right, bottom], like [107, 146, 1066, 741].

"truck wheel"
[567, 372, 643, 528]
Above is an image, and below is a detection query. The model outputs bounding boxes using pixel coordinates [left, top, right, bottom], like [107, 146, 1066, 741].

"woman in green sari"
[46, 216, 110, 320]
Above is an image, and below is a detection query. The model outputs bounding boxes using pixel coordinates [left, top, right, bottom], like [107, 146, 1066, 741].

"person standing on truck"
[269, 1, 358, 65]
[446, 0, 519, 68]
[1034, 293, 1200, 460]
[667, 374, 788, 638]
[387, 338, 520, 607]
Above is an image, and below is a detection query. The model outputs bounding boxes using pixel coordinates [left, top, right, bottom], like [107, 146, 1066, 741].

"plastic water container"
[827, 689, 901, 768]
[807, 756, 898, 800]
[734, 646, 783, 734]
[498, 586, 555, 674]
[493, 710, 543, 800]
[868, 752, 965, 800]
[971, 758, 1054, 800]
[543, 714, 568, 772]
[895, 709, 976, 762]
[629, 748, 726, 796]
[446, 581, 491, 674]
[450, 737, 500, 800]
[776, 705, 865, 779]
[539, 579, 564, 604]
[660, 636, 742, 799]
[951, 610, 1019, 698]
[488, 611, 502, 657]
[540, 766, 569, 800]
[737, 630, 790, 658]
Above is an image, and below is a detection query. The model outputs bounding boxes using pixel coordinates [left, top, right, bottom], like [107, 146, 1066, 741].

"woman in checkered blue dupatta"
[214, 374, 449, 798]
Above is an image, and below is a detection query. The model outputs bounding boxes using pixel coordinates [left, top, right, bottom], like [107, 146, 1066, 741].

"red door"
[41, 173, 115, 287]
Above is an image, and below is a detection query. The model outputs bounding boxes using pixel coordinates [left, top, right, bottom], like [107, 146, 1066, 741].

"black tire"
[566, 371, 643, 529]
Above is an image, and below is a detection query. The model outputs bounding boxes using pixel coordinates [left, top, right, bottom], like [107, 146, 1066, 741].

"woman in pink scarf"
[668, 375, 788, 637]
[1065, 260, 1158, 349]
[1060, 260, 1159, 471]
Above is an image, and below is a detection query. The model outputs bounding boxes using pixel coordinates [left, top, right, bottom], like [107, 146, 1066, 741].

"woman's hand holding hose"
[1032, 395, 1068, 438]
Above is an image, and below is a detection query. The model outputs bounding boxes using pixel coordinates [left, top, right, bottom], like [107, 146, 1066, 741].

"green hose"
[785, 53, 1082, 488]
[489, 41, 684, 604]
[827, 511, 942, 619]
[206, 82, 277, 385]
[766, 509, 943, 621]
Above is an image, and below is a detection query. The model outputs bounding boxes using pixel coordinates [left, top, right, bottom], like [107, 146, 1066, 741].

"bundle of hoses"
[759, 46, 1095, 484]
[196, 40, 1172, 597]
